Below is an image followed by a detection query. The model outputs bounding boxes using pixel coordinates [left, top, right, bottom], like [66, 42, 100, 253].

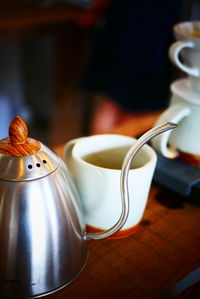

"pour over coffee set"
[0, 21, 199, 298]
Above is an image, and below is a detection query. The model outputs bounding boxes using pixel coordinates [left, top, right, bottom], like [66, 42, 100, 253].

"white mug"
[151, 78, 200, 166]
[64, 134, 157, 239]
[169, 21, 200, 93]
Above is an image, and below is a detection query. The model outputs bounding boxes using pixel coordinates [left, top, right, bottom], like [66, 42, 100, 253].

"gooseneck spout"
[86, 122, 178, 240]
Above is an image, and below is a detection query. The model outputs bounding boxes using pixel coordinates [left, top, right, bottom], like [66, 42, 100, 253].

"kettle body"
[0, 144, 88, 298]
[0, 116, 177, 298]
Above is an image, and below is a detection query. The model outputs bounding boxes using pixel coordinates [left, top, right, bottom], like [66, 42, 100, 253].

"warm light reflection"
[39, 153, 54, 171]
[18, 159, 25, 178]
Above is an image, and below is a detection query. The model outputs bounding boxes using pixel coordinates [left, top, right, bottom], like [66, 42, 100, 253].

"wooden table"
[51, 113, 200, 299]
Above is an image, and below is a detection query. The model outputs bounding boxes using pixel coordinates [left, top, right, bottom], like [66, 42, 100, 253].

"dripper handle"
[169, 41, 199, 77]
[86, 122, 178, 240]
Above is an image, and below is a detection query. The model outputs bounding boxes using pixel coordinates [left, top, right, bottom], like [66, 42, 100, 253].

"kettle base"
[2, 253, 88, 299]
[32, 265, 87, 299]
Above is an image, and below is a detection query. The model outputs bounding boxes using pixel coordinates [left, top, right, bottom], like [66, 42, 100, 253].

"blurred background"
[0, 0, 199, 147]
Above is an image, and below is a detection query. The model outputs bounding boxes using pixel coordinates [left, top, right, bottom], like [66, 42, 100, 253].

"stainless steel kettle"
[0, 116, 177, 298]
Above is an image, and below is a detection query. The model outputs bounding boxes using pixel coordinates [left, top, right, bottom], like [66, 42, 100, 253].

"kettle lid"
[0, 116, 60, 181]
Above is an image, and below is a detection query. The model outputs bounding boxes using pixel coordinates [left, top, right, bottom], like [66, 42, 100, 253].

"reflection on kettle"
[0, 116, 177, 298]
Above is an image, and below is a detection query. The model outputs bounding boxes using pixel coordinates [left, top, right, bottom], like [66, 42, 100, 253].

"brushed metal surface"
[0, 143, 59, 181]
[0, 157, 87, 298]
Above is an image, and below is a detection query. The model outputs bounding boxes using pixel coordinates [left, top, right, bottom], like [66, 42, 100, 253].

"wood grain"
[178, 151, 200, 167]
[48, 186, 200, 299]
[52, 113, 200, 299]
[0, 116, 41, 156]
[9, 116, 28, 144]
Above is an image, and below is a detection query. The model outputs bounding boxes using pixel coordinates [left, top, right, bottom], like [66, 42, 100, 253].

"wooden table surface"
[51, 113, 200, 298]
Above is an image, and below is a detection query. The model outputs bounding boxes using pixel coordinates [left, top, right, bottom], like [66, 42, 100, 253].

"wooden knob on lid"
[9, 116, 28, 144]
[0, 116, 41, 156]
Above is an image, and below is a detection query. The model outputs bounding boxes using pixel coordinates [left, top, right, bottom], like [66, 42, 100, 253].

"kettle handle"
[86, 122, 178, 240]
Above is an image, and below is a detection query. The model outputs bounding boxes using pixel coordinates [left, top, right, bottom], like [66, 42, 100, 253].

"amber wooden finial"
[9, 116, 28, 144]
[0, 116, 41, 156]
